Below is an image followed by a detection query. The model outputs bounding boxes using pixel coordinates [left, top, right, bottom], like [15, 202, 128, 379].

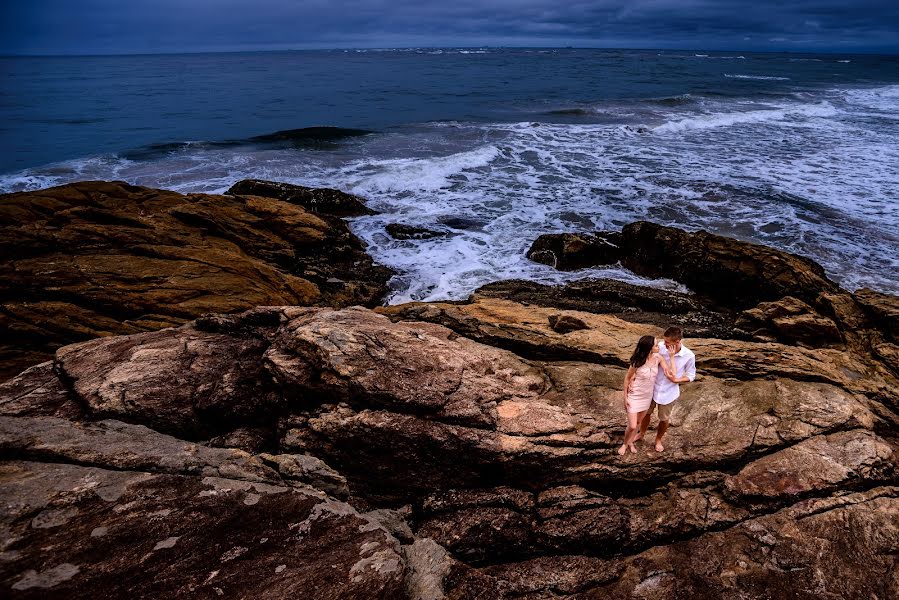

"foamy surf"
[2, 83, 898, 300]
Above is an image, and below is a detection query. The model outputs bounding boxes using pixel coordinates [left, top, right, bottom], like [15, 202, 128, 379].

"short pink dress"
[627, 354, 662, 413]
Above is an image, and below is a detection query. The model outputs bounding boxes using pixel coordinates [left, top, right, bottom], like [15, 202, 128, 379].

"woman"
[618, 335, 676, 455]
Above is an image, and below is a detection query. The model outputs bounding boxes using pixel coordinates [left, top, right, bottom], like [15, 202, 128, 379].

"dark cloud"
[2, 0, 897, 55]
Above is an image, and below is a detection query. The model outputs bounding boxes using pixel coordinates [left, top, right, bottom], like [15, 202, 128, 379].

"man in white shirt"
[636, 326, 696, 452]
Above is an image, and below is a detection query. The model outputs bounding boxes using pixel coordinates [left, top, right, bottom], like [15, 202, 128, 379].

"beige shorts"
[649, 400, 675, 422]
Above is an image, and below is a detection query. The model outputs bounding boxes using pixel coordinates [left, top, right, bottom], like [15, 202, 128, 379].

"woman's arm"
[663, 352, 679, 381]
[623, 366, 635, 408]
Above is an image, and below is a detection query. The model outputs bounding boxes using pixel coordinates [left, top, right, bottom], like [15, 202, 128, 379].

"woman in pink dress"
[618, 335, 676, 455]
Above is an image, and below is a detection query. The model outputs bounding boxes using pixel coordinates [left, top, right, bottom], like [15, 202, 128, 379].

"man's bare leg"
[655, 419, 670, 452]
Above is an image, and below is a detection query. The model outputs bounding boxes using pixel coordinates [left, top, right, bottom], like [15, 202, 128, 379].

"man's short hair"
[663, 326, 683, 341]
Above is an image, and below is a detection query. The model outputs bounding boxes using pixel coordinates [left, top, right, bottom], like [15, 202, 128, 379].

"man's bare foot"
[618, 444, 628, 456]
[655, 441, 665, 452]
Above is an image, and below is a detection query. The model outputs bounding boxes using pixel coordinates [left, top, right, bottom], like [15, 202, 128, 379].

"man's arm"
[678, 354, 696, 383]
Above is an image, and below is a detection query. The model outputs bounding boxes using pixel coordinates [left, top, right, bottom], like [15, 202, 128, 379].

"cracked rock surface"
[1, 216, 898, 598]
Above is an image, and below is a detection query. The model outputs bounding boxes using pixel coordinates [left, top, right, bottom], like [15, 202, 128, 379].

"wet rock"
[0, 181, 393, 379]
[227, 178, 377, 217]
[385, 224, 445, 240]
[526, 232, 622, 271]
[438, 216, 487, 231]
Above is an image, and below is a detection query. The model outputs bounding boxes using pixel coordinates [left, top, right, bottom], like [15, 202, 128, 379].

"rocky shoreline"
[1, 181, 897, 599]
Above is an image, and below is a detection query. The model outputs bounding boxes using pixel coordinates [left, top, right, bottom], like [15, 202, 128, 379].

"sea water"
[2, 48, 898, 302]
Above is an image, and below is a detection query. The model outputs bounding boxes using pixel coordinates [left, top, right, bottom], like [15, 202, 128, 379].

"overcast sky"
[2, 0, 898, 55]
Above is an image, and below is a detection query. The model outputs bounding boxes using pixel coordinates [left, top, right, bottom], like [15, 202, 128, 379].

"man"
[636, 326, 696, 452]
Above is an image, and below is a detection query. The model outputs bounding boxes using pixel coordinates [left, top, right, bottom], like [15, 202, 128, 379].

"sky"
[2, 0, 898, 56]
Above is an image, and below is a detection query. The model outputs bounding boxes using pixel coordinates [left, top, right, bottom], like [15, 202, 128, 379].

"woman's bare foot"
[654, 440, 665, 452]
[618, 444, 628, 456]
[628, 443, 637, 453]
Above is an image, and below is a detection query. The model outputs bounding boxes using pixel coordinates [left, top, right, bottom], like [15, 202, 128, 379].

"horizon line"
[3, 44, 898, 59]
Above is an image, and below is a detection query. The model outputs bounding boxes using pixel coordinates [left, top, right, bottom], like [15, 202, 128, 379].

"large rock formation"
[2, 204, 898, 598]
[0, 181, 393, 379]
[2, 290, 897, 597]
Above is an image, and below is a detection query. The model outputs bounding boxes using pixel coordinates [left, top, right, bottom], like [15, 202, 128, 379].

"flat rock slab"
[0, 461, 404, 599]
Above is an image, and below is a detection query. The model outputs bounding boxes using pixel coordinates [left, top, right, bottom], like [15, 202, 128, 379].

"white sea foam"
[724, 74, 791, 81]
[652, 101, 836, 134]
[3, 85, 898, 299]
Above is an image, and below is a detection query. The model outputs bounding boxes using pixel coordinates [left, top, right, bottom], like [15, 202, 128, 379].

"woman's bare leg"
[629, 410, 648, 452]
[619, 411, 640, 455]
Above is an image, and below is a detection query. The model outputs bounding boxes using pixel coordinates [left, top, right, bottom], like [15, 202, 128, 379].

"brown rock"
[724, 429, 896, 505]
[525, 222, 840, 309]
[548, 313, 590, 333]
[737, 295, 843, 347]
[227, 178, 377, 217]
[445, 487, 899, 599]
[265, 306, 547, 428]
[855, 287, 899, 340]
[54, 323, 277, 439]
[0, 181, 393, 380]
[1, 290, 897, 599]
[617, 221, 841, 307]
[0, 361, 82, 419]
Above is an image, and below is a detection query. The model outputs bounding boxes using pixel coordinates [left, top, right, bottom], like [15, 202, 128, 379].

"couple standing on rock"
[619, 327, 696, 455]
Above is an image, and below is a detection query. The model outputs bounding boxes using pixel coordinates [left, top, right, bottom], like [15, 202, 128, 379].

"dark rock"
[1, 268, 897, 599]
[526, 232, 622, 271]
[524, 222, 840, 308]
[617, 221, 840, 308]
[385, 223, 445, 240]
[855, 287, 899, 340]
[207, 427, 275, 454]
[438, 216, 488, 231]
[227, 178, 377, 217]
[0, 461, 405, 599]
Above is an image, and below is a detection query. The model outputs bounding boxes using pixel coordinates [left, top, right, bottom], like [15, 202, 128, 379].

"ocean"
[2, 48, 898, 302]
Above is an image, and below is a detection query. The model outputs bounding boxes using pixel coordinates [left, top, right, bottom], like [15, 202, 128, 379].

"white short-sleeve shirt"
[653, 340, 696, 405]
